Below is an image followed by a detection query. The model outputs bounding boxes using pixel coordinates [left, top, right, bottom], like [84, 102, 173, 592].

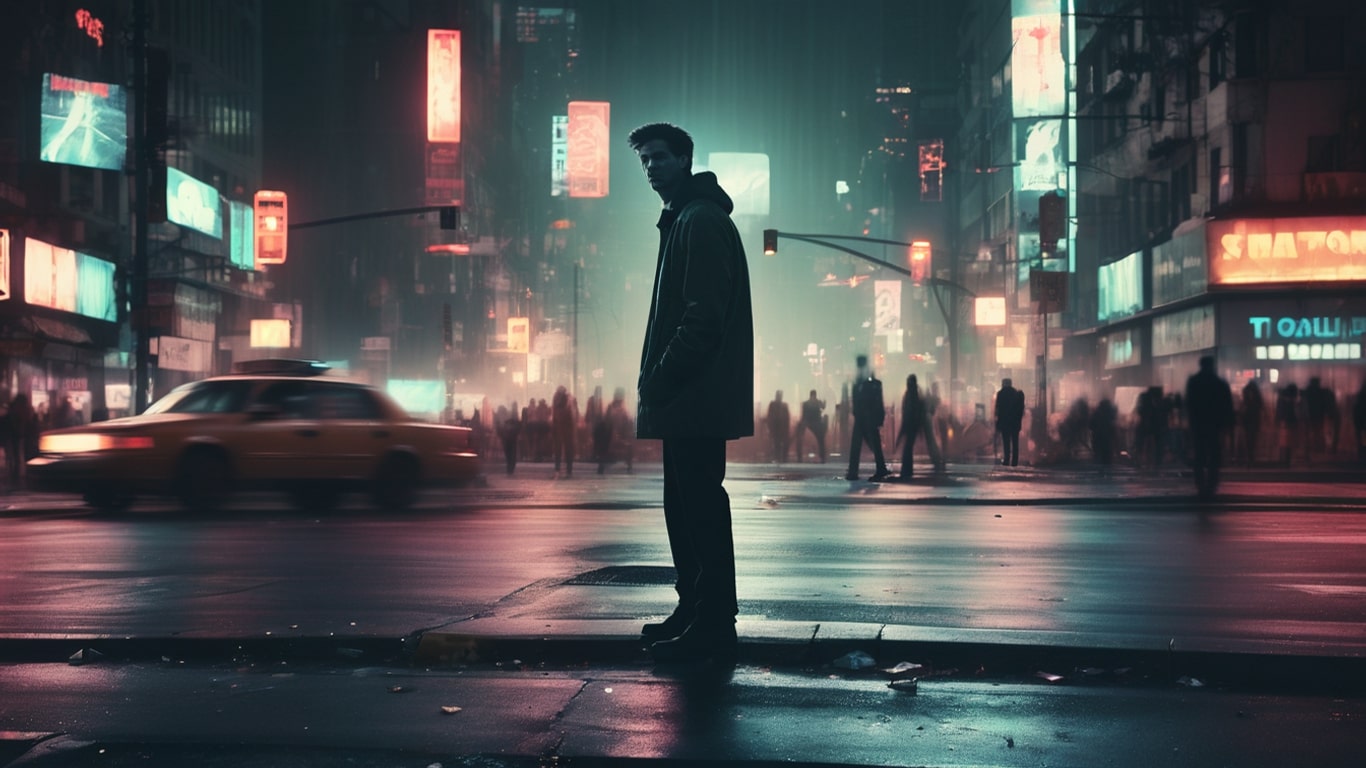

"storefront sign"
[1152, 305, 1215, 357]
[1101, 328, 1143, 369]
[1208, 216, 1366, 285]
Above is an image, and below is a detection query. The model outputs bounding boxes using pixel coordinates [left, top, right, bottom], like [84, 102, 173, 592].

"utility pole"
[130, 0, 151, 414]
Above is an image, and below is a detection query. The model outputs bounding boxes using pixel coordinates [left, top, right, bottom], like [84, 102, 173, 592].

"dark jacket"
[995, 385, 1025, 432]
[637, 172, 754, 440]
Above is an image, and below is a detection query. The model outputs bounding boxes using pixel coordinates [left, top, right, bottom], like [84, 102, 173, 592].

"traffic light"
[908, 240, 931, 286]
[439, 205, 460, 230]
[1038, 192, 1065, 250]
[254, 190, 288, 266]
[763, 229, 778, 255]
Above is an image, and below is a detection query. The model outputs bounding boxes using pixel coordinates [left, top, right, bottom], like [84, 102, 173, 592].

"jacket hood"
[674, 171, 734, 215]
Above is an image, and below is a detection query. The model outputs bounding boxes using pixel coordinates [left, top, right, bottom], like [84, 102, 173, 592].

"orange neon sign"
[427, 30, 461, 143]
[1208, 216, 1366, 285]
[567, 101, 610, 198]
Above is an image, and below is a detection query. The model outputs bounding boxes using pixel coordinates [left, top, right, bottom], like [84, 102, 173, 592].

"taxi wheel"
[373, 454, 419, 510]
[176, 449, 232, 513]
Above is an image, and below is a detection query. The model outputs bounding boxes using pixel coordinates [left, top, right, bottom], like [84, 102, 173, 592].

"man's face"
[636, 139, 689, 199]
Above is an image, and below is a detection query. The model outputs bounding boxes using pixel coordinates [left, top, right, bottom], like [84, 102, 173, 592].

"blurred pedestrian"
[629, 122, 753, 663]
[1239, 379, 1264, 467]
[4, 394, 38, 490]
[894, 374, 925, 481]
[1353, 380, 1366, 463]
[551, 385, 577, 477]
[846, 354, 890, 482]
[994, 378, 1025, 467]
[497, 403, 522, 476]
[598, 387, 634, 474]
[584, 385, 604, 461]
[765, 391, 790, 463]
[1135, 386, 1167, 469]
[1186, 356, 1234, 499]
[1090, 398, 1117, 466]
[532, 399, 551, 461]
[1275, 383, 1299, 466]
[794, 389, 827, 463]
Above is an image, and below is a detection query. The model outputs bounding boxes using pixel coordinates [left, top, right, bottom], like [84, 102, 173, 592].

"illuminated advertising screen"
[1207, 216, 1366, 285]
[250, 318, 291, 348]
[0, 229, 10, 302]
[24, 238, 115, 321]
[229, 200, 255, 270]
[975, 297, 1007, 327]
[1010, 9, 1065, 117]
[1152, 305, 1215, 357]
[1098, 251, 1143, 322]
[567, 101, 610, 198]
[167, 167, 222, 238]
[387, 379, 446, 417]
[1016, 120, 1062, 191]
[1153, 223, 1208, 306]
[39, 73, 127, 171]
[427, 30, 461, 143]
[1102, 328, 1144, 369]
[708, 153, 770, 216]
[1225, 299, 1366, 362]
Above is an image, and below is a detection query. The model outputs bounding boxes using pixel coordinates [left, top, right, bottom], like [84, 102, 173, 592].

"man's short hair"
[627, 123, 694, 163]
[856, 354, 869, 367]
[1002, 378, 1012, 388]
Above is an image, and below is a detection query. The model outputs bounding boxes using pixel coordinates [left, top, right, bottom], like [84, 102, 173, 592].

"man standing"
[1186, 355, 1234, 498]
[994, 378, 1025, 466]
[846, 355, 891, 482]
[795, 389, 827, 463]
[765, 390, 790, 463]
[629, 123, 753, 664]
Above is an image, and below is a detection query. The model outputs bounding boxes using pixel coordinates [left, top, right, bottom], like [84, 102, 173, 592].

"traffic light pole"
[131, 0, 151, 414]
[763, 230, 975, 415]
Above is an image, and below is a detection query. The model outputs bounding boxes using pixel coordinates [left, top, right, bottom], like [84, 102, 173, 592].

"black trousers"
[846, 419, 888, 477]
[662, 438, 737, 625]
[1191, 427, 1223, 495]
[1000, 428, 1020, 466]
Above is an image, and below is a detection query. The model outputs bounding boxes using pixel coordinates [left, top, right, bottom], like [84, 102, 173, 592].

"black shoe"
[649, 621, 738, 664]
[641, 609, 694, 641]
[868, 471, 891, 482]
[844, 474, 859, 481]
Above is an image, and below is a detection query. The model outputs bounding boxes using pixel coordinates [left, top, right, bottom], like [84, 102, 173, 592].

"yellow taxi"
[27, 360, 480, 512]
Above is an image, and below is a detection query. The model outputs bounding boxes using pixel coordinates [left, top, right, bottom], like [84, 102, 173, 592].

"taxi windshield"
[143, 380, 255, 415]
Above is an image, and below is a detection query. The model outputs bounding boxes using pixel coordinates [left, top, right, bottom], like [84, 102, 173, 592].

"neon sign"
[1248, 315, 1366, 341]
[1208, 216, 1366, 285]
[75, 9, 104, 47]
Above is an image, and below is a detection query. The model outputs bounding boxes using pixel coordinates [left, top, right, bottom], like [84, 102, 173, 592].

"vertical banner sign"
[0, 229, 9, 301]
[567, 101, 610, 198]
[425, 144, 464, 205]
[874, 280, 902, 334]
[1030, 268, 1068, 314]
[426, 30, 461, 143]
[507, 317, 530, 354]
[550, 115, 568, 197]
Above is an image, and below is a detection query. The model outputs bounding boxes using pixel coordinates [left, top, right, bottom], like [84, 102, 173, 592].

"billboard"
[1098, 251, 1143, 322]
[1207, 216, 1366, 285]
[24, 237, 116, 321]
[551, 115, 568, 197]
[1010, 11, 1065, 117]
[427, 30, 461, 143]
[567, 101, 610, 198]
[167, 167, 222, 238]
[250, 318, 291, 348]
[39, 73, 127, 171]
[708, 152, 770, 216]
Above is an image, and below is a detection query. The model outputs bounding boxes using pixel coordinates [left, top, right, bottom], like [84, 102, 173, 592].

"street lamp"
[762, 229, 975, 412]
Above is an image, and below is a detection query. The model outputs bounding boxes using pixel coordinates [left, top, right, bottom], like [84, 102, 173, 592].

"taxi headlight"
[39, 434, 156, 453]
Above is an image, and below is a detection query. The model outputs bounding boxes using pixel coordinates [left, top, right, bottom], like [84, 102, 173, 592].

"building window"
[1211, 147, 1232, 205]
[1305, 16, 1345, 73]
[1208, 33, 1226, 90]
[1306, 136, 1342, 173]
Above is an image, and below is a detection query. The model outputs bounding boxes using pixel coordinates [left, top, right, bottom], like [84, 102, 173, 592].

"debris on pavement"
[883, 661, 925, 678]
[832, 650, 878, 670]
[1177, 676, 1205, 687]
[759, 495, 780, 507]
[439, 705, 462, 715]
[888, 678, 918, 694]
[68, 648, 104, 666]
[1035, 670, 1065, 684]
[390, 685, 414, 693]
